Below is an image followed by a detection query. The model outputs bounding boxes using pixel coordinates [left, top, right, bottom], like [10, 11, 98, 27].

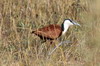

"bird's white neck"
[62, 24, 70, 35]
[61, 19, 74, 35]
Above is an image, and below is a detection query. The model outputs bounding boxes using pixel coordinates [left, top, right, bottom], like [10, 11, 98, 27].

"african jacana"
[32, 19, 80, 40]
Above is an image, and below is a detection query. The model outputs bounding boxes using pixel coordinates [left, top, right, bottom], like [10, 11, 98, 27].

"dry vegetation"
[0, 0, 100, 66]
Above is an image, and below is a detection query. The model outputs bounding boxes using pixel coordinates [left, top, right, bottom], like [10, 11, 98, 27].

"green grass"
[0, 0, 100, 66]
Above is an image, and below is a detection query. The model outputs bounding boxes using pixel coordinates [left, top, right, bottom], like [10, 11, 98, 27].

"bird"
[31, 19, 80, 40]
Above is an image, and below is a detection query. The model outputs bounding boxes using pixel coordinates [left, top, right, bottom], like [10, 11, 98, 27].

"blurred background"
[0, 0, 100, 66]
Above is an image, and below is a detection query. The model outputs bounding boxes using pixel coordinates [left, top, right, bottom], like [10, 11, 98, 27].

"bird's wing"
[32, 24, 62, 39]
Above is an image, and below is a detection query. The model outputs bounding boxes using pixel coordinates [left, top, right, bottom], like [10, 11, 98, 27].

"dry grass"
[0, 0, 100, 66]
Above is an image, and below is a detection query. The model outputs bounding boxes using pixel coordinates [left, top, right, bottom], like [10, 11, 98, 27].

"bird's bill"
[73, 21, 81, 26]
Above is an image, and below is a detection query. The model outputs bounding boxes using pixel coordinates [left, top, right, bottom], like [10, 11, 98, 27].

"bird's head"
[63, 19, 80, 26]
[61, 19, 80, 35]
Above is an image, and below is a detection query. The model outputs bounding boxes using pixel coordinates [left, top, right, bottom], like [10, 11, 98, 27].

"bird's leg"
[41, 39, 46, 43]
[49, 40, 55, 44]
[56, 37, 64, 42]
[48, 40, 72, 55]
[45, 40, 54, 45]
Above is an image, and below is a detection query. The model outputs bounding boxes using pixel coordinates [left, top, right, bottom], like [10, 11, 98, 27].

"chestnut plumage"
[32, 24, 62, 40]
[32, 19, 80, 40]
